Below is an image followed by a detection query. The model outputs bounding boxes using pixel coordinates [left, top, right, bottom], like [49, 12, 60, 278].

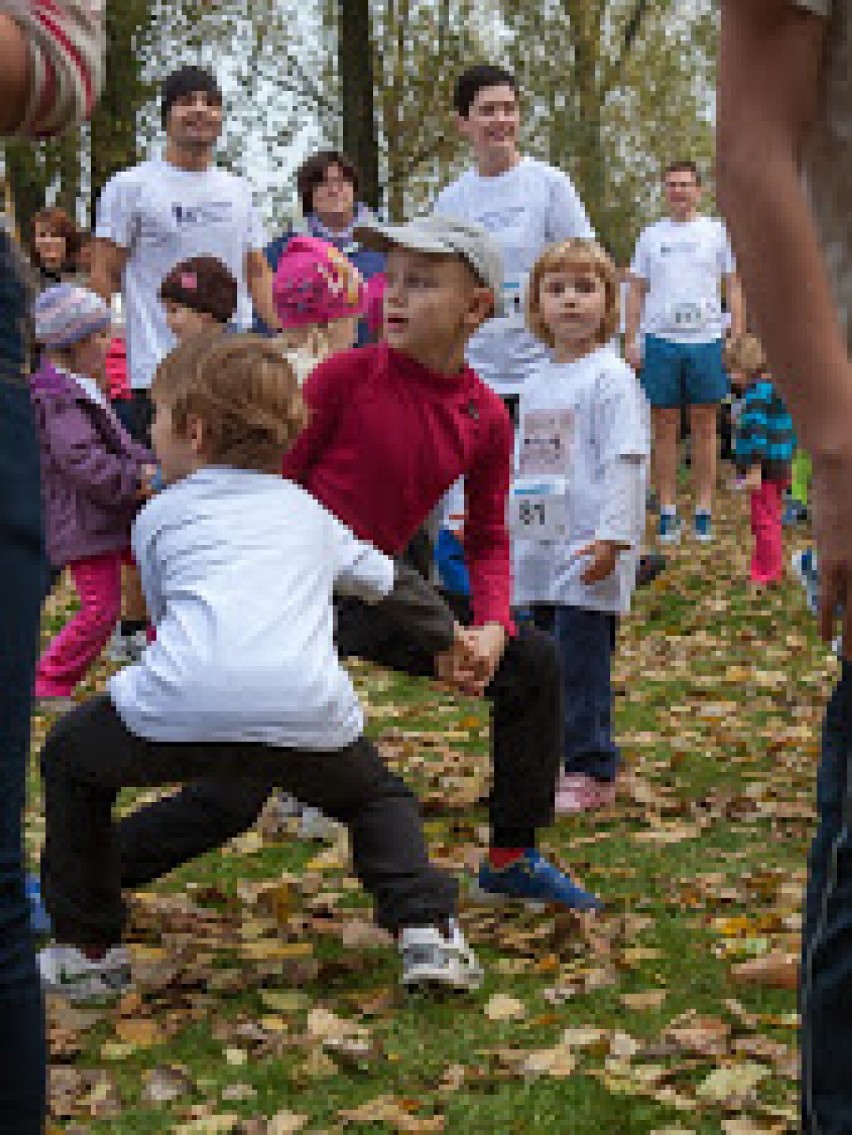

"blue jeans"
[0, 229, 47, 1133]
[532, 604, 619, 783]
[802, 663, 852, 1133]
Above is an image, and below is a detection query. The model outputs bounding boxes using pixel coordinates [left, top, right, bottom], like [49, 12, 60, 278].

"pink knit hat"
[273, 235, 367, 328]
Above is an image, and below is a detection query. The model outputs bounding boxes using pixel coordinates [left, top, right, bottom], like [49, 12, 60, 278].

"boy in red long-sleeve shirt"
[111, 216, 601, 912]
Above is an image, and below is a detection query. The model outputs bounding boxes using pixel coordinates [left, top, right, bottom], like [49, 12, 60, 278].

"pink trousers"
[749, 480, 785, 585]
[35, 549, 128, 697]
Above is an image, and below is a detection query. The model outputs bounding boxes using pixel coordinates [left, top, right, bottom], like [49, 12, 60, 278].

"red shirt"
[282, 343, 515, 633]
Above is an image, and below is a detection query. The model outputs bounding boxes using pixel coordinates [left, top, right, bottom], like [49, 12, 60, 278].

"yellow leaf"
[484, 994, 527, 1021]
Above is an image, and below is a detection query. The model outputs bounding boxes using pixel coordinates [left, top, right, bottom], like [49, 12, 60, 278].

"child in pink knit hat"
[273, 235, 376, 383]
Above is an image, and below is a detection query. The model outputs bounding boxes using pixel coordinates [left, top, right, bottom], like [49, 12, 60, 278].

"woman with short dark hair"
[260, 150, 384, 343]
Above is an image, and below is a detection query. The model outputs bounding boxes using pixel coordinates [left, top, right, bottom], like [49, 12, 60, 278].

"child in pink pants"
[30, 285, 154, 712]
[728, 334, 796, 589]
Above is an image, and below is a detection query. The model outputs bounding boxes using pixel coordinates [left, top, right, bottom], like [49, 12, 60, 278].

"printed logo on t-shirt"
[660, 240, 701, 257]
[519, 409, 574, 478]
[473, 205, 527, 233]
[172, 201, 235, 226]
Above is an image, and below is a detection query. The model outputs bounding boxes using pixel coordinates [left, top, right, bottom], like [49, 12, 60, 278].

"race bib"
[502, 276, 527, 321]
[664, 300, 717, 333]
[510, 478, 569, 542]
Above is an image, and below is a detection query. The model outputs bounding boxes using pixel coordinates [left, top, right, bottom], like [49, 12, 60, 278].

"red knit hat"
[273, 236, 367, 328]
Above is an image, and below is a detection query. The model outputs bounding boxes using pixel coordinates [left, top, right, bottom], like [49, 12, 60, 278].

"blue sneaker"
[791, 548, 820, 615]
[474, 850, 602, 912]
[782, 499, 808, 527]
[26, 873, 51, 937]
[658, 509, 681, 545]
[693, 510, 713, 543]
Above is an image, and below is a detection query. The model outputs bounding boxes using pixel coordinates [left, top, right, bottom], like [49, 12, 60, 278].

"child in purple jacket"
[30, 285, 155, 713]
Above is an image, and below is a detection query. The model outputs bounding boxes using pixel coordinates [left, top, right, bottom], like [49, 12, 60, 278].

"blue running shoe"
[782, 499, 808, 527]
[693, 510, 713, 543]
[26, 872, 51, 937]
[658, 510, 681, 545]
[475, 850, 602, 912]
[791, 548, 820, 615]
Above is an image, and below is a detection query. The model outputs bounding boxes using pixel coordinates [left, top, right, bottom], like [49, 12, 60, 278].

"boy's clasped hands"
[436, 623, 508, 698]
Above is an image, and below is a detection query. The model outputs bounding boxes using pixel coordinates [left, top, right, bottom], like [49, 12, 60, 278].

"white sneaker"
[298, 805, 341, 841]
[399, 920, 483, 992]
[38, 943, 132, 1003]
[107, 627, 147, 665]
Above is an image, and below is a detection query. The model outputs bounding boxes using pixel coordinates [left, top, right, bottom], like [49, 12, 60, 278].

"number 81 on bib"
[509, 479, 568, 542]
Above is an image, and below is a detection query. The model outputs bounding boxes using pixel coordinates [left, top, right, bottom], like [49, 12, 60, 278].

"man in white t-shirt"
[625, 160, 745, 545]
[431, 64, 594, 590]
[718, 5, 852, 1131]
[90, 65, 279, 441]
[434, 64, 594, 409]
[89, 65, 280, 659]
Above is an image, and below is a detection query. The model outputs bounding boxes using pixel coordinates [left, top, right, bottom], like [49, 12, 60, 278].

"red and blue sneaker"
[474, 850, 602, 912]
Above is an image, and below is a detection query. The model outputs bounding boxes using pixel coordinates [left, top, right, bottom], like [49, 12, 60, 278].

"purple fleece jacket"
[30, 362, 152, 567]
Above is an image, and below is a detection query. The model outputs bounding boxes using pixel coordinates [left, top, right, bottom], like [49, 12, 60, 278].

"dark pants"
[40, 695, 456, 946]
[0, 377, 47, 1132]
[802, 663, 852, 1133]
[111, 592, 562, 888]
[125, 389, 153, 446]
[533, 605, 619, 783]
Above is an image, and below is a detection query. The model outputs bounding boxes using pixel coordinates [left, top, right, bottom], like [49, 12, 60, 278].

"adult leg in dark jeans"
[533, 605, 619, 783]
[113, 591, 563, 886]
[0, 375, 48, 1132]
[801, 663, 852, 1134]
[41, 695, 456, 946]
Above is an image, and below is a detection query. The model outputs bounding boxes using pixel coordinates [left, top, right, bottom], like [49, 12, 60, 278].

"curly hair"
[724, 333, 767, 379]
[152, 333, 308, 471]
[526, 239, 620, 349]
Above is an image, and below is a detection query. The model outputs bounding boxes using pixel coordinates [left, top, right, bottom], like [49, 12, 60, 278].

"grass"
[30, 481, 828, 1134]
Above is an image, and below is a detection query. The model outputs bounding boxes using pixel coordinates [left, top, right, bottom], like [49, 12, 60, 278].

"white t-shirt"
[96, 158, 267, 390]
[630, 216, 736, 345]
[512, 346, 649, 614]
[109, 467, 394, 749]
[434, 156, 594, 396]
[793, 0, 852, 346]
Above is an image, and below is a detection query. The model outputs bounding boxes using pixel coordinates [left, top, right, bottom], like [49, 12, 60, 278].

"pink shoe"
[555, 772, 617, 815]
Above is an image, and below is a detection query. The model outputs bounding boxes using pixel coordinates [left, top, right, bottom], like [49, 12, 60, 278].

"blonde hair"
[526, 239, 620, 349]
[152, 332, 308, 470]
[724, 333, 768, 379]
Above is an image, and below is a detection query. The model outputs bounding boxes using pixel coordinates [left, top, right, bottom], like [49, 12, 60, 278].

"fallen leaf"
[521, 1043, 576, 1078]
[114, 1016, 164, 1049]
[731, 953, 799, 990]
[697, 1063, 770, 1106]
[621, 989, 667, 1011]
[141, 1066, 194, 1105]
[484, 994, 527, 1021]
[267, 1113, 309, 1135]
[338, 1095, 444, 1132]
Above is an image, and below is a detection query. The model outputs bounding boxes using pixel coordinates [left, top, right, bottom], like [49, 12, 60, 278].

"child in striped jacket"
[728, 334, 796, 589]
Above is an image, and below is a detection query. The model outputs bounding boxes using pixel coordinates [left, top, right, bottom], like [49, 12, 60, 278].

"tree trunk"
[337, 0, 380, 210]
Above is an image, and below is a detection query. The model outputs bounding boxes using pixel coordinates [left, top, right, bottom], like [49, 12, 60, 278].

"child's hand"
[573, 540, 621, 584]
[744, 465, 762, 491]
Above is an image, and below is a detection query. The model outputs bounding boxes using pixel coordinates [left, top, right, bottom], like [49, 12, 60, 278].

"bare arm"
[0, 16, 31, 133]
[245, 249, 281, 332]
[725, 273, 746, 340]
[718, 0, 852, 646]
[89, 238, 128, 304]
[624, 277, 646, 369]
[717, 0, 845, 452]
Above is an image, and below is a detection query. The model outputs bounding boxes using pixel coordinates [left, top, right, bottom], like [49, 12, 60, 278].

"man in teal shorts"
[625, 160, 745, 544]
